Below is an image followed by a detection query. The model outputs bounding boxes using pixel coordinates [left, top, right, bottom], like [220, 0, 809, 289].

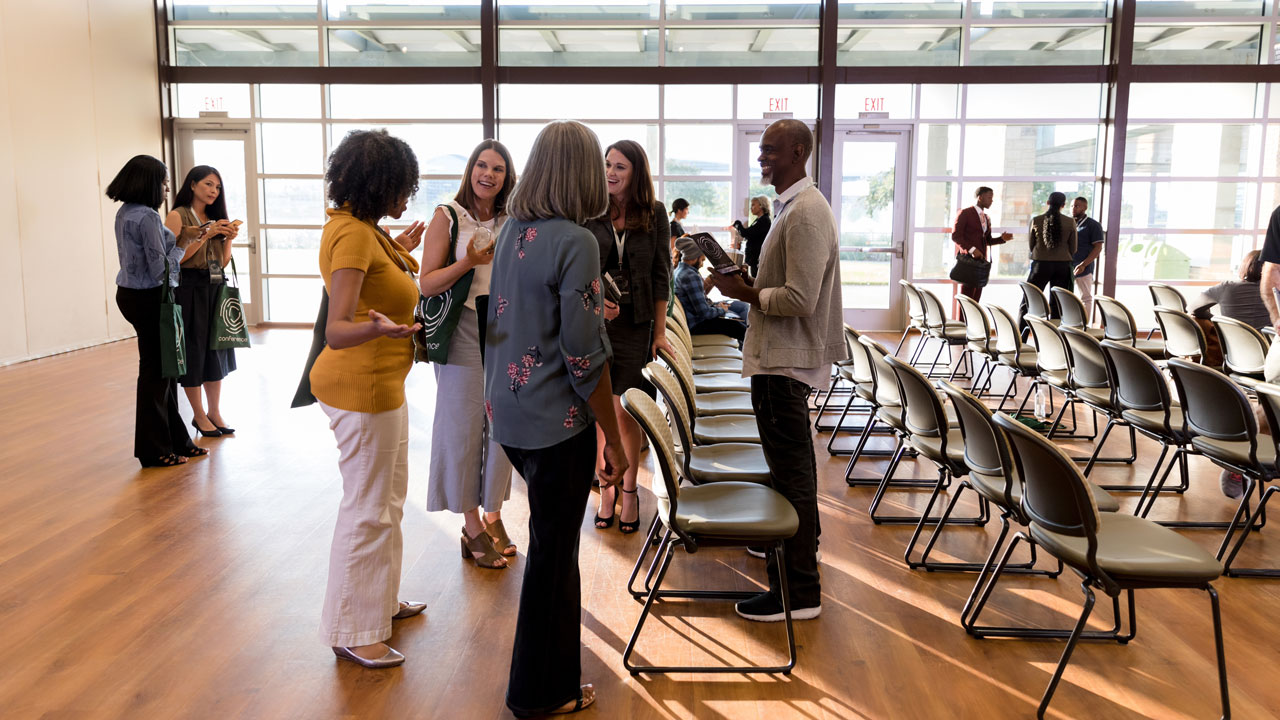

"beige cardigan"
[743, 185, 848, 374]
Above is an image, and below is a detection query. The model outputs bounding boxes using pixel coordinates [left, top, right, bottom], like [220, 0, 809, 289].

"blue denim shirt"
[674, 261, 724, 327]
[114, 203, 184, 288]
[484, 217, 613, 450]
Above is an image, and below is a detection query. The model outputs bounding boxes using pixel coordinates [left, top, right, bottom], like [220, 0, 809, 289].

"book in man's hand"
[690, 232, 742, 275]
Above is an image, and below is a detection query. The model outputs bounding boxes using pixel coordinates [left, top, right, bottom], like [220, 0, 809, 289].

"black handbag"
[291, 288, 329, 408]
[949, 253, 992, 288]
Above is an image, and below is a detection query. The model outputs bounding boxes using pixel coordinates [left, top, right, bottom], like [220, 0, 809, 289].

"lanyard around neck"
[611, 223, 627, 259]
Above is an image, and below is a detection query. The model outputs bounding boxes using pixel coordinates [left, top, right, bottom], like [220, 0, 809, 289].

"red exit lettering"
[864, 97, 884, 111]
[768, 97, 790, 112]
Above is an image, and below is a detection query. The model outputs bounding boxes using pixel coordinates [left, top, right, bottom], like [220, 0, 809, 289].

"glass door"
[174, 121, 261, 325]
[732, 124, 816, 259]
[834, 127, 910, 331]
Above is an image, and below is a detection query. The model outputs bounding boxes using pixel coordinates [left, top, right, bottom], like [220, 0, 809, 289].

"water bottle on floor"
[1034, 385, 1047, 419]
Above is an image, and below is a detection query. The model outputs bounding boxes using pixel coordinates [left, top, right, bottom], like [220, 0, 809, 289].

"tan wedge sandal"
[461, 527, 508, 569]
[486, 518, 518, 557]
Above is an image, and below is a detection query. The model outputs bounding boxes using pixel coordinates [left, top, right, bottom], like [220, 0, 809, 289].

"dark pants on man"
[115, 286, 195, 462]
[750, 374, 821, 608]
[501, 426, 596, 718]
[1018, 260, 1074, 329]
[690, 317, 747, 343]
[959, 283, 983, 302]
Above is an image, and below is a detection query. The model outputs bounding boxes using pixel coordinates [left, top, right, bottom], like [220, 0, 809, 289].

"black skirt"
[606, 306, 654, 397]
[176, 268, 238, 388]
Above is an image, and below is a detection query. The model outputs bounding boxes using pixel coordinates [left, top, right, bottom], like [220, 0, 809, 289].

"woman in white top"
[419, 140, 518, 569]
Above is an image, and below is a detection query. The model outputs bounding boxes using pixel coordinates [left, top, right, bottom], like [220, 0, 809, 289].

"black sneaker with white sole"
[735, 591, 820, 622]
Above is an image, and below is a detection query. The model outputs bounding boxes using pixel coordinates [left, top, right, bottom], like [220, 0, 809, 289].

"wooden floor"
[2, 329, 1278, 720]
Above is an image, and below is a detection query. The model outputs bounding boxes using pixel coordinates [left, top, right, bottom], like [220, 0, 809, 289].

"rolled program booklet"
[689, 232, 741, 275]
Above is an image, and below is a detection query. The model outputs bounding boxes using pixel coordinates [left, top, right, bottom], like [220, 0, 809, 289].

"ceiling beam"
[917, 27, 960, 53]
[225, 29, 287, 52]
[443, 29, 479, 53]
[749, 29, 774, 53]
[838, 29, 868, 52]
[539, 29, 565, 53]
[1135, 27, 1193, 51]
[1041, 26, 1102, 52]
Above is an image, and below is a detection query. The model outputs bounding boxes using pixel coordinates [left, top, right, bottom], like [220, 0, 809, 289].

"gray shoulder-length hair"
[506, 120, 608, 224]
[755, 194, 773, 219]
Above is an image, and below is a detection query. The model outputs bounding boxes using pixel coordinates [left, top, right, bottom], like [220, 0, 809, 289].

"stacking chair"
[1148, 281, 1187, 312]
[664, 342, 750, 394]
[644, 362, 759, 446]
[896, 279, 928, 357]
[657, 345, 753, 417]
[670, 298, 737, 349]
[1213, 315, 1269, 387]
[955, 294, 999, 396]
[917, 286, 969, 377]
[1057, 326, 1138, 464]
[1020, 282, 1060, 325]
[620, 389, 800, 675]
[1050, 287, 1104, 339]
[814, 324, 860, 430]
[1222, 382, 1280, 577]
[985, 303, 1040, 413]
[986, 412, 1229, 720]
[1153, 306, 1208, 363]
[1023, 315, 1074, 428]
[825, 326, 879, 455]
[1167, 358, 1277, 577]
[668, 321, 742, 374]
[1095, 296, 1165, 359]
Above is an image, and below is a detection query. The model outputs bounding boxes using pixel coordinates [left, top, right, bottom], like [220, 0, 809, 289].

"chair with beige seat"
[1050, 287, 1104, 339]
[985, 411, 1230, 720]
[954, 294, 999, 397]
[1212, 315, 1269, 387]
[657, 344, 754, 417]
[1148, 281, 1187, 313]
[667, 320, 741, 374]
[1154, 306, 1208, 364]
[1095, 295, 1166, 359]
[896, 279, 929, 357]
[661, 343, 750, 394]
[824, 326, 881, 455]
[984, 303, 1040, 413]
[670, 298, 737, 349]
[644, 361, 759, 447]
[917, 286, 970, 378]
[620, 389, 800, 676]
[1020, 282, 1059, 327]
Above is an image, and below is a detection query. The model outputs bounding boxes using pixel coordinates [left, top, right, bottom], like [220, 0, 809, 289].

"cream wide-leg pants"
[318, 400, 409, 648]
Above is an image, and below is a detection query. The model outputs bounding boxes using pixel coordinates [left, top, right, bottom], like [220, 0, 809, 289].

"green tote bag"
[413, 204, 474, 364]
[159, 257, 187, 379]
[211, 258, 251, 350]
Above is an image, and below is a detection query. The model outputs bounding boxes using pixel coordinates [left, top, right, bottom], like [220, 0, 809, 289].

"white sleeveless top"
[444, 201, 505, 311]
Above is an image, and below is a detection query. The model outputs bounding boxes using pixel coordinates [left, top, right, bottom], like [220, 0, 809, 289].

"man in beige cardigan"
[710, 119, 846, 622]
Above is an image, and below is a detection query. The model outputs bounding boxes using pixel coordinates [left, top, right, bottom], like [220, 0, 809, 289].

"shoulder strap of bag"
[440, 204, 460, 268]
[161, 256, 175, 303]
[226, 256, 239, 287]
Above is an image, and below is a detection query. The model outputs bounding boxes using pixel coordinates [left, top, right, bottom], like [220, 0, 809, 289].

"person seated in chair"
[673, 236, 747, 343]
[1189, 249, 1270, 331]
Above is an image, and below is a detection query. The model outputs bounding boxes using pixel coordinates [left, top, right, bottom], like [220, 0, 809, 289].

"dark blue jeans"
[751, 374, 821, 607]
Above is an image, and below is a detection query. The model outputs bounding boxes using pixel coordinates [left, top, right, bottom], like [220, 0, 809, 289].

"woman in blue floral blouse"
[484, 120, 627, 718]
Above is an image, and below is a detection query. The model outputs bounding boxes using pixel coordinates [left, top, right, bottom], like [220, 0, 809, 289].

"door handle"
[852, 246, 904, 257]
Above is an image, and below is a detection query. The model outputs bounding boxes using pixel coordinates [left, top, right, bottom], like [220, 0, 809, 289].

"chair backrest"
[1020, 282, 1052, 319]
[1213, 315, 1270, 376]
[1094, 296, 1138, 344]
[1051, 287, 1089, 330]
[669, 299, 690, 332]
[986, 303, 1023, 355]
[1166, 358, 1256, 444]
[939, 380, 1018, 511]
[1149, 282, 1187, 312]
[1251, 383, 1280, 456]
[956, 294, 992, 347]
[844, 326, 874, 384]
[621, 389, 684, 532]
[667, 317, 693, 353]
[656, 344, 698, 418]
[1099, 339, 1172, 415]
[993, 411, 1102, 539]
[1026, 315, 1069, 373]
[643, 362, 695, 455]
[1153, 306, 1205, 362]
[919, 287, 950, 332]
[900, 279, 925, 325]
[860, 335, 901, 408]
[885, 354, 947, 440]
[1059, 325, 1110, 390]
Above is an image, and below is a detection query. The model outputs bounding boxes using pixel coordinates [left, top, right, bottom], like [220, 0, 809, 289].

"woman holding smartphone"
[418, 139, 518, 569]
[164, 165, 241, 438]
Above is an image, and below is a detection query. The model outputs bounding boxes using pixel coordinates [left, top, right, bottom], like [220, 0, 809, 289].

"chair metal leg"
[1206, 584, 1232, 719]
[894, 326, 914, 356]
[844, 420, 919, 485]
[626, 517, 667, 599]
[870, 457, 987, 526]
[958, 516, 1062, 631]
[905, 480, 997, 572]
[1220, 483, 1280, 577]
[1037, 582, 1099, 719]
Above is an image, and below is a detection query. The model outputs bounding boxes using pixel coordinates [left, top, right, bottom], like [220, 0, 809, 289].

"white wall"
[0, 0, 162, 365]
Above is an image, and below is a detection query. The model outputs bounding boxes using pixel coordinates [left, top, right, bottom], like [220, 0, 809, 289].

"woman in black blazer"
[732, 195, 772, 276]
[584, 139, 671, 536]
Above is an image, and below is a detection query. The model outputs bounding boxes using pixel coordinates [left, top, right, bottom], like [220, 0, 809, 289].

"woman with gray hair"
[484, 120, 628, 718]
[732, 194, 773, 276]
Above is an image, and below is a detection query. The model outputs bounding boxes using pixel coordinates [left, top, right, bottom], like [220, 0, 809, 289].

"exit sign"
[768, 97, 790, 112]
[864, 97, 885, 112]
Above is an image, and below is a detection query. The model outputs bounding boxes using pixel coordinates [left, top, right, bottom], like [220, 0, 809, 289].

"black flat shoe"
[191, 418, 221, 438]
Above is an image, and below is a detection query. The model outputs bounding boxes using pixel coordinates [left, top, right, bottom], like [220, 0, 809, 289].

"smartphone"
[231, 219, 243, 228]
[199, 220, 214, 229]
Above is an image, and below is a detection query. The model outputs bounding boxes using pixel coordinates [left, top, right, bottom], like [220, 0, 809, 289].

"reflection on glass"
[405, 180, 462, 221]
[329, 85, 483, 119]
[262, 178, 326, 225]
[260, 123, 322, 175]
[173, 28, 320, 66]
[1116, 234, 1255, 285]
[664, 181, 731, 230]
[664, 85, 734, 120]
[498, 29, 659, 66]
[665, 125, 733, 175]
[916, 125, 960, 177]
[666, 28, 820, 67]
[1133, 25, 1261, 65]
[175, 83, 252, 118]
[837, 1, 962, 19]
[966, 84, 1103, 119]
[191, 138, 249, 223]
[836, 27, 960, 67]
[963, 125, 1099, 177]
[1129, 83, 1258, 119]
[1126, 124, 1259, 176]
[839, 140, 896, 309]
[668, 1, 820, 20]
[329, 123, 482, 175]
[968, 26, 1106, 66]
[259, 84, 321, 118]
[919, 85, 960, 118]
[264, 228, 322, 275]
[1122, 181, 1257, 230]
[1136, 0, 1264, 17]
[499, 84, 659, 119]
[914, 181, 958, 228]
[266, 277, 325, 322]
[975, 0, 1107, 19]
[328, 28, 482, 67]
[327, 0, 481, 21]
[497, 1, 657, 21]
[912, 232, 956, 279]
[171, 0, 317, 21]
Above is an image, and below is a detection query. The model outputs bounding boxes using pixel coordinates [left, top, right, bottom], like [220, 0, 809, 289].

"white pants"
[1076, 273, 1095, 319]
[318, 400, 409, 647]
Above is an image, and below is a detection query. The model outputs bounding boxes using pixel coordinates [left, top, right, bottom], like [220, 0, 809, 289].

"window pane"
[1126, 124, 1260, 176]
[968, 26, 1106, 66]
[262, 178, 326, 225]
[736, 84, 819, 119]
[1122, 181, 1258, 229]
[1263, 128, 1280, 178]
[405, 179, 464, 221]
[327, 28, 482, 66]
[1136, 0, 1264, 17]
[498, 28, 659, 66]
[914, 181, 958, 227]
[917, 125, 960, 177]
[497, 1, 658, 21]
[1129, 83, 1259, 119]
[327, 0, 481, 21]
[230, 246, 253, 304]
[664, 84, 734, 120]
[587, 124, 659, 169]
[329, 84, 483, 119]
[174, 83, 251, 118]
[1116, 234, 1255, 284]
[173, 28, 320, 66]
[961, 180, 1096, 230]
[171, 0, 318, 21]
[259, 84, 321, 118]
[964, 125, 1099, 177]
[836, 27, 960, 67]
[966, 84, 1103, 119]
[329, 123, 483, 174]
[266, 277, 326, 322]
[834, 84, 914, 119]
[666, 28, 819, 66]
[912, 232, 955, 279]
[260, 123, 322, 174]
[667, 1, 820, 20]
[264, 228, 322, 275]
[838, 1, 962, 19]
[920, 85, 960, 119]
[499, 84, 659, 119]
[664, 181, 731, 230]
[1133, 25, 1261, 65]
[665, 125, 733, 176]
[974, 0, 1108, 19]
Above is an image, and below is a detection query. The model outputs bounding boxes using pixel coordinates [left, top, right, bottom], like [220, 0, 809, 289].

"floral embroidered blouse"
[484, 217, 613, 450]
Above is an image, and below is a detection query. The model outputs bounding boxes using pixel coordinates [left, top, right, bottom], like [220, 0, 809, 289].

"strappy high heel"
[619, 488, 641, 535]
[140, 453, 186, 468]
[486, 518, 517, 557]
[460, 527, 507, 569]
[594, 483, 617, 529]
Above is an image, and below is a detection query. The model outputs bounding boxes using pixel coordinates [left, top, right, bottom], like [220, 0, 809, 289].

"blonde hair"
[754, 194, 773, 220]
[506, 120, 608, 225]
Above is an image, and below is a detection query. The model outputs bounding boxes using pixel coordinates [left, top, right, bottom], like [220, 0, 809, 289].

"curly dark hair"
[326, 129, 419, 222]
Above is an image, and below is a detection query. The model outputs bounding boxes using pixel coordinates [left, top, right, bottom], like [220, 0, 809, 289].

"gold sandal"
[486, 518, 517, 557]
[460, 527, 507, 569]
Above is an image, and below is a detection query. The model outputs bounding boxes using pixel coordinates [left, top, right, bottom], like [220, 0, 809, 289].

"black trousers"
[690, 317, 747, 342]
[501, 426, 596, 718]
[1018, 260, 1074, 327]
[751, 374, 821, 607]
[115, 286, 194, 462]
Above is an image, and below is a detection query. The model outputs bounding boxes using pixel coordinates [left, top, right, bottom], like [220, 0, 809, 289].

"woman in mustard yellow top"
[310, 130, 428, 669]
